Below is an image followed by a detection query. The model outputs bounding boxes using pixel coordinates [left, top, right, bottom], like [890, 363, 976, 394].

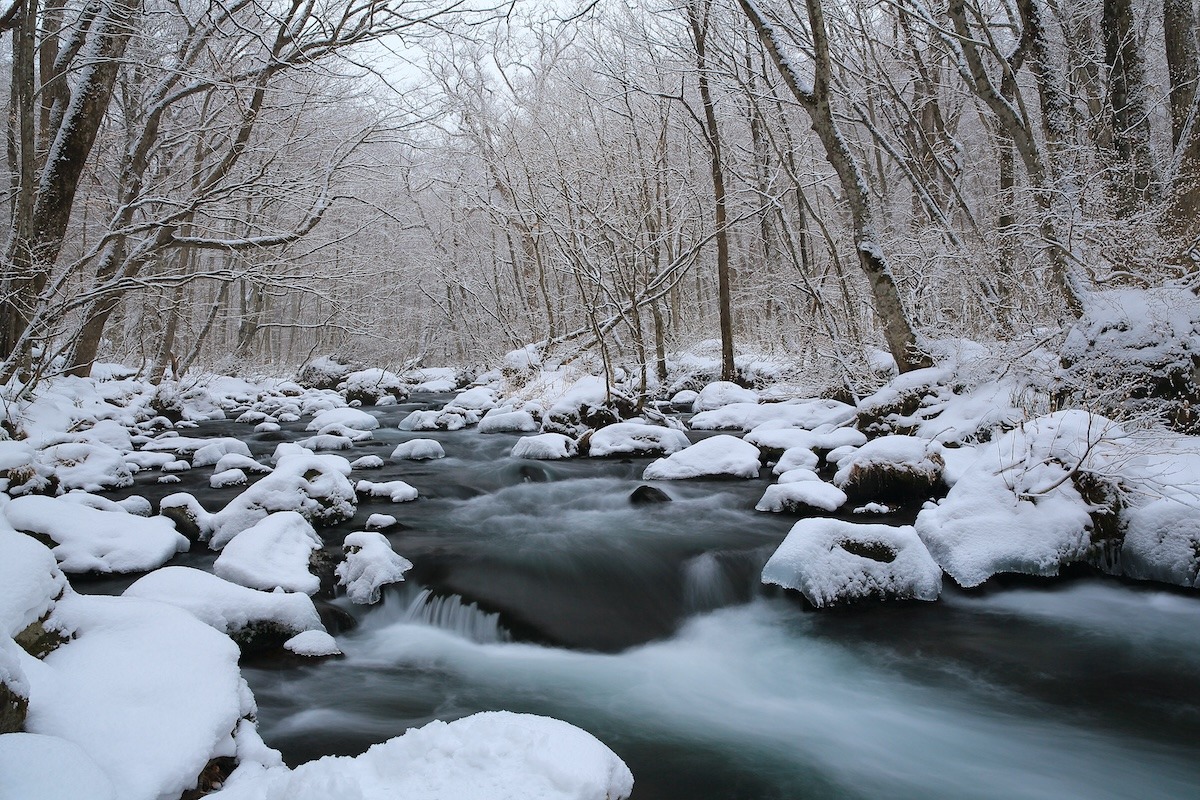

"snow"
[351, 455, 386, 469]
[296, 433, 354, 450]
[124, 566, 324, 637]
[745, 425, 867, 452]
[690, 399, 857, 433]
[479, 409, 540, 433]
[762, 519, 942, 606]
[336, 531, 413, 604]
[643, 435, 761, 480]
[365, 513, 397, 530]
[306, 407, 380, 432]
[588, 423, 691, 457]
[20, 591, 275, 800]
[772, 446, 819, 475]
[283, 629, 341, 657]
[1120, 499, 1200, 587]
[915, 412, 1125, 587]
[340, 368, 408, 402]
[356, 479, 419, 503]
[692, 381, 759, 411]
[0, 732, 116, 800]
[755, 481, 847, 513]
[215, 453, 272, 474]
[832, 435, 945, 495]
[213, 512, 323, 594]
[193, 438, 254, 467]
[399, 409, 470, 431]
[4, 495, 188, 573]
[504, 345, 542, 371]
[211, 711, 633, 800]
[452, 386, 500, 411]
[38, 442, 133, 491]
[211, 468, 249, 488]
[512, 433, 578, 460]
[0, 520, 67, 638]
[392, 438, 446, 460]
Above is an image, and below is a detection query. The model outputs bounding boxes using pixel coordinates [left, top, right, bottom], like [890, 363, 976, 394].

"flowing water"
[107, 395, 1200, 799]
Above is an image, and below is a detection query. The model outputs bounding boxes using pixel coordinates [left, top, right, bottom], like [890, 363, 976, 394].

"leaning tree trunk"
[1163, 0, 1200, 259]
[739, 0, 932, 372]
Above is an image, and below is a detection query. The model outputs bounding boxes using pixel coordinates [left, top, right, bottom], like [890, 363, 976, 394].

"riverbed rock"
[832, 435, 945, 503]
[340, 368, 409, 405]
[755, 480, 847, 514]
[762, 518, 942, 607]
[643, 435, 761, 480]
[630, 485, 671, 504]
[297, 355, 357, 390]
[589, 422, 691, 458]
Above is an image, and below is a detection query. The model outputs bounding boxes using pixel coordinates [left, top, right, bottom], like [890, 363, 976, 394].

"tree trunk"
[1103, 0, 1159, 212]
[1164, 0, 1200, 258]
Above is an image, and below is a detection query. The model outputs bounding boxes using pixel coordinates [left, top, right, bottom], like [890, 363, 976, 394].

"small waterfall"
[683, 552, 743, 613]
[401, 588, 513, 644]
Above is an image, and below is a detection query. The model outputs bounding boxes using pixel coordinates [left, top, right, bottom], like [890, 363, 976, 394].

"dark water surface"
[100, 395, 1200, 799]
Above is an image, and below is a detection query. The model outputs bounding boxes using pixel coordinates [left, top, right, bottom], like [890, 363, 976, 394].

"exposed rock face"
[0, 681, 27, 734]
[630, 485, 671, 504]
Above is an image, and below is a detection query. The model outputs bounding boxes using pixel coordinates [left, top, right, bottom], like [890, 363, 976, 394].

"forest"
[2, 2, 1200, 800]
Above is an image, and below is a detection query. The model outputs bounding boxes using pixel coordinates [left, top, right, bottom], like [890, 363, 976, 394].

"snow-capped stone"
[192, 438, 253, 467]
[210, 468, 248, 488]
[283, 629, 341, 657]
[451, 386, 498, 411]
[512, 433, 577, 460]
[356, 479, 419, 503]
[692, 381, 759, 412]
[306, 407, 379, 433]
[478, 409, 539, 433]
[772, 446, 819, 475]
[209, 711, 633, 800]
[213, 512, 323, 594]
[1119, 499, 1200, 588]
[38, 442, 133, 491]
[755, 481, 848, 513]
[339, 368, 408, 405]
[0, 733, 116, 800]
[214, 453, 271, 474]
[588, 423, 691, 458]
[365, 513, 397, 530]
[832, 435, 945, 502]
[690, 399, 856, 433]
[4, 496, 187, 574]
[643, 435, 761, 480]
[351, 455, 386, 469]
[762, 519, 942, 606]
[0, 520, 67, 638]
[336, 531, 413, 604]
[391, 439, 446, 460]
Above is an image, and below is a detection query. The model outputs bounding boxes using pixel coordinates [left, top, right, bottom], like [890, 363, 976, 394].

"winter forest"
[2, 0, 1200, 799]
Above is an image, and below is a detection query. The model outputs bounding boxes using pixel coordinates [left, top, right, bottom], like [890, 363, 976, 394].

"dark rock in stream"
[630, 485, 671, 504]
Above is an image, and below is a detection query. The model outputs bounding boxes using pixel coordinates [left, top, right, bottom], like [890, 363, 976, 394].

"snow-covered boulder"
[336, 531, 413, 604]
[692, 381, 759, 412]
[340, 368, 409, 405]
[915, 411, 1125, 587]
[214, 453, 272, 474]
[37, 442, 133, 492]
[124, 566, 324, 647]
[478, 409, 539, 433]
[0, 733, 115, 800]
[213, 512, 323, 595]
[772, 446, 819, 475]
[295, 433, 354, 451]
[210, 468, 248, 488]
[745, 424, 867, 454]
[855, 366, 952, 436]
[451, 386, 499, 411]
[643, 435, 760, 480]
[1119, 499, 1200, 588]
[762, 519, 942, 606]
[306, 407, 379, 433]
[832, 435, 945, 503]
[365, 514, 397, 530]
[668, 389, 699, 410]
[587, 423, 691, 458]
[192, 438, 253, 467]
[689, 399, 856, 433]
[4, 496, 188, 574]
[356, 479, 419, 503]
[391, 439, 446, 460]
[755, 481, 847, 514]
[209, 711, 633, 800]
[283, 630, 341, 657]
[512, 433, 577, 460]
[350, 455, 386, 469]
[296, 356, 356, 390]
[541, 376, 636, 437]
[0, 518, 68, 663]
[205, 452, 356, 548]
[398, 409, 473, 431]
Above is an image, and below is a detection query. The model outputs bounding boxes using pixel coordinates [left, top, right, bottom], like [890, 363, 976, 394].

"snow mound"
[398, 409, 472, 431]
[365, 514, 397, 530]
[211, 468, 248, 488]
[0, 732, 116, 800]
[4, 496, 187, 574]
[772, 446, 819, 475]
[479, 409, 540, 433]
[643, 435, 760, 480]
[0, 520, 67, 638]
[22, 591, 277, 800]
[1120, 499, 1200, 587]
[284, 630, 341, 657]
[306, 407, 379, 432]
[212, 711, 633, 800]
[512, 433, 577, 460]
[915, 411, 1125, 587]
[356, 479, 419, 503]
[690, 399, 856, 433]
[745, 425, 867, 453]
[38, 442, 133, 492]
[832, 435, 945, 502]
[336, 531, 413, 604]
[692, 381, 759, 411]
[350, 455, 386, 469]
[193, 438, 253, 467]
[755, 481, 847, 513]
[452, 386, 499, 411]
[392, 439, 446, 460]
[124, 566, 323, 638]
[340, 369, 408, 405]
[214, 512, 323, 594]
[762, 519, 942, 606]
[588, 423, 691, 457]
[214, 453, 272, 474]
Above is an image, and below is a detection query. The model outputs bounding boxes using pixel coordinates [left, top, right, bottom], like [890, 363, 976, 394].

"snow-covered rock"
[38, 442, 133, 491]
[4, 496, 187, 574]
[0, 733, 116, 800]
[283, 630, 341, 657]
[643, 435, 761, 480]
[213, 512, 323, 594]
[772, 446, 819, 475]
[755, 481, 847, 513]
[745, 424, 867, 453]
[336, 531, 413, 604]
[193, 438, 253, 467]
[211, 468, 248, 488]
[214, 453, 272, 474]
[692, 381, 759, 412]
[365, 513, 397, 530]
[391, 439, 446, 460]
[451, 386, 499, 411]
[915, 411, 1126, 587]
[1119, 499, 1200, 588]
[479, 409, 540, 433]
[0, 520, 67, 639]
[832, 435, 945, 502]
[296, 356, 356, 389]
[512, 433, 577, 460]
[306, 407, 380, 433]
[210, 711, 633, 800]
[350, 455, 386, 469]
[398, 409, 471, 431]
[356, 479, 419, 503]
[762, 519, 942, 606]
[339, 368, 408, 405]
[690, 399, 856, 433]
[587, 423, 691, 458]
[124, 566, 324, 641]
